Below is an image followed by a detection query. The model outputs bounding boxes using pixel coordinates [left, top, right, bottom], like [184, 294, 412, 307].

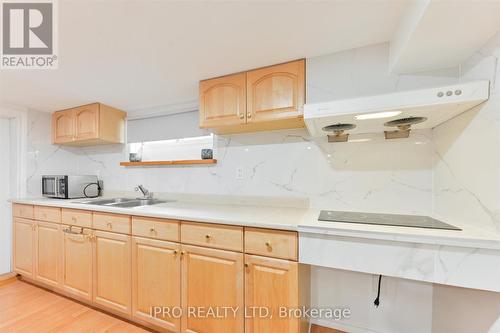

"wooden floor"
[0, 280, 151, 333]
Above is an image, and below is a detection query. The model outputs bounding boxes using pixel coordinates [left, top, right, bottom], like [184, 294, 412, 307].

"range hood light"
[355, 111, 402, 120]
[348, 138, 372, 143]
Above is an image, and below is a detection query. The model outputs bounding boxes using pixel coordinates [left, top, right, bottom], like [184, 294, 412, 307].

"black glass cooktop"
[318, 210, 461, 231]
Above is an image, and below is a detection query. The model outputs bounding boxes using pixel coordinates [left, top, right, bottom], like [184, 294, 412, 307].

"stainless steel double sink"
[78, 197, 169, 208]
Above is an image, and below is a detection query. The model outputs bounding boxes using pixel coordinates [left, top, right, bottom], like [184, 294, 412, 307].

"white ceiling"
[0, 0, 409, 116]
[390, 0, 500, 73]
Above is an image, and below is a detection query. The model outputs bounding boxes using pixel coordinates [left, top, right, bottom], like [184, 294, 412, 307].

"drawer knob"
[247, 113, 252, 119]
[72, 217, 77, 222]
[107, 222, 113, 229]
[150, 227, 156, 233]
[173, 250, 178, 255]
[265, 241, 272, 249]
[239, 114, 244, 119]
[205, 234, 211, 240]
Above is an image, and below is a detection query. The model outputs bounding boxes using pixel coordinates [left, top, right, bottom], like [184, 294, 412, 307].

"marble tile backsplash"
[24, 40, 500, 234]
[433, 32, 500, 234]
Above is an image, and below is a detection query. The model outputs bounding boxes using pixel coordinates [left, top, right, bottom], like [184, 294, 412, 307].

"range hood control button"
[455, 89, 462, 95]
[437, 92, 444, 97]
[446, 91, 453, 96]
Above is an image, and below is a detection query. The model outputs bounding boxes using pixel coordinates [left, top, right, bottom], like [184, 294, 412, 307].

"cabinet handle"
[239, 114, 244, 119]
[247, 113, 252, 119]
[180, 251, 186, 256]
[173, 250, 178, 255]
[244, 263, 249, 268]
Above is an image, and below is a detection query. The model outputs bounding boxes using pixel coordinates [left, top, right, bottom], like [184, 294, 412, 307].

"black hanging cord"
[83, 182, 101, 198]
[374, 275, 382, 307]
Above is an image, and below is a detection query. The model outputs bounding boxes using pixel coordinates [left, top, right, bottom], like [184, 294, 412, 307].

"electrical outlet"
[236, 167, 244, 180]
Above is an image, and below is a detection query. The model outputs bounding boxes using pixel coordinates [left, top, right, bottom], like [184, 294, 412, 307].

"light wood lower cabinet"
[13, 218, 35, 277]
[93, 230, 132, 316]
[13, 206, 307, 333]
[245, 254, 299, 333]
[181, 244, 244, 333]
[61, 226, 93, 302]
[132, 237, 181, 332]
[34, 221, 61, 288]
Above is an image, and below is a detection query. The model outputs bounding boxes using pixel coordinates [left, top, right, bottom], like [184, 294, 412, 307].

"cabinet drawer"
[93, 212, 131, 234]
[34, 206, 61, 223]
[132, 216, 179, 242]
[61, 209, 92, 228]
[244, 228, 298, 260]
[13, 204, 34, 219]
[181, 222, 243, 252]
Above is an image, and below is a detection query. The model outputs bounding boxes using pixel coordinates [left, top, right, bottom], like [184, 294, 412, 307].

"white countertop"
[11, 197, 311, 231]
[11, 197, 500, 250]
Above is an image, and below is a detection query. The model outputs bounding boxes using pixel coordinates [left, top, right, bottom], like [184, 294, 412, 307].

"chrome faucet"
[135, 185, 153, 199]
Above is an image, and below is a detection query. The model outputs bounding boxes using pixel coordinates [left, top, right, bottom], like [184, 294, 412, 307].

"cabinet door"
[181, 245, 244, 333]
[245, 255, 299, 333]
[52, 110, 75, 143]
[132, 237, 181, 332]
[34, 221, 61, 288]
[74, 104, 99, 141]
[246, 60, 305, 123]
[199, 73, 247, 128]
[62, 226, 93, 302]
[13, 218, 35, 277]
[93, 231, 132, 316]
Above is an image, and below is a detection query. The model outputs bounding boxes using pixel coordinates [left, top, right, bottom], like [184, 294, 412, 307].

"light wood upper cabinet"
[61, 226, 93, 302]
[247, 60, 305, 123]
[199, 73, 246, 128]
[74, 104, 99, 141]
[34, 221, 61, 288]
[199, 60, 305, 134]
[93, 230, 132, 316]
[13, 218, 35, 277]
[181, 244, 244, 333]
[132, 237, 181, 332]
[53, 111, 75, 144]
[52, 103, 126, 146]
[245, 255, 299, 333]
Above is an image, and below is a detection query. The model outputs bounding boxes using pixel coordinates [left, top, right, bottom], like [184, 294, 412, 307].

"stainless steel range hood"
[304, 81, 490, 140]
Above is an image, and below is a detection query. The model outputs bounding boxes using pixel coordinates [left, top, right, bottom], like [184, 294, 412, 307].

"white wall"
[25, 109, 78, 196]
[310, 267, 433, 333]
[29, 43, 434, 216]
[433, 32, 500, 234]
[0, 118, 11, 274]
[128, 111, 207, 143]
[432, 285, 500, 333]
